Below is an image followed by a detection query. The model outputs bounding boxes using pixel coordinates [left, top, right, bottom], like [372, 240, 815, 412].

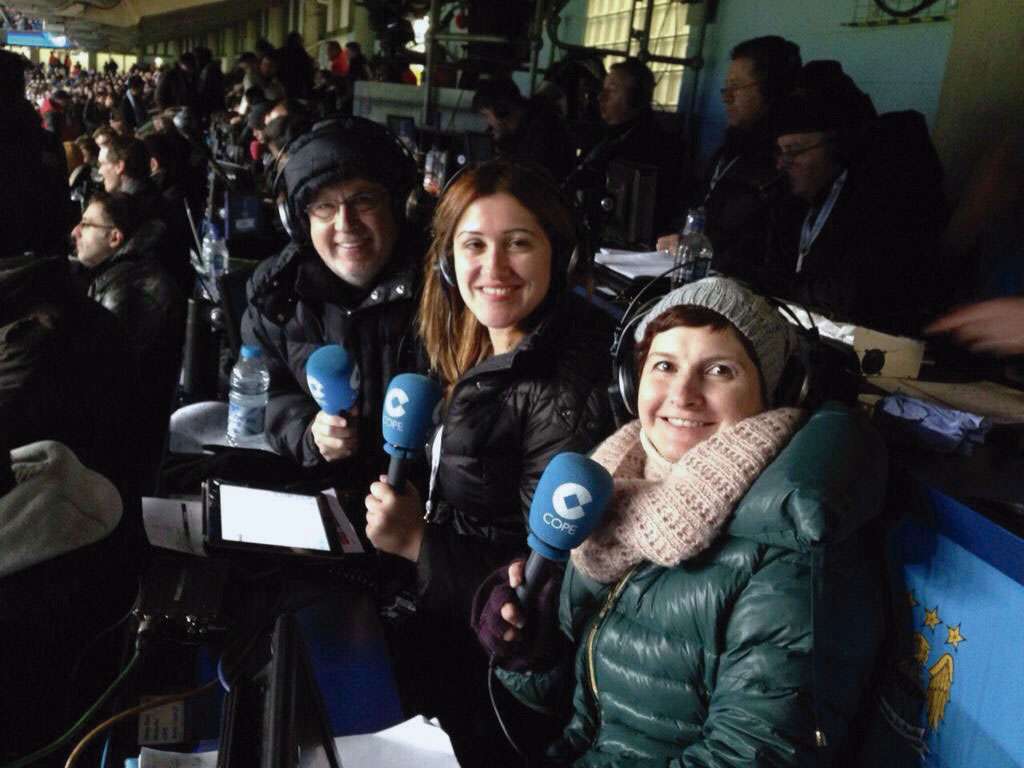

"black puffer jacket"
[417, 293, 615, 622]
[87, 219, 186, 371]
[240, 233, 422, 486]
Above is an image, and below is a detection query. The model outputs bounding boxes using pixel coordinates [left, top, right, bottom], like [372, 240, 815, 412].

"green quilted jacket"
[500, 403, 889, 767]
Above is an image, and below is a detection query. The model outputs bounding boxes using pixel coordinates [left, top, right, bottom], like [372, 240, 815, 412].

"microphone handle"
[387, 453, 407, 494]
[514, 551, 550, 607]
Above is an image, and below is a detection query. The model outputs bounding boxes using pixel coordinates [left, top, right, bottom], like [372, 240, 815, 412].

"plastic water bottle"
[200, 220, 229, 302]
[671, 207, 714, 288]
[227, 345, 270, 447]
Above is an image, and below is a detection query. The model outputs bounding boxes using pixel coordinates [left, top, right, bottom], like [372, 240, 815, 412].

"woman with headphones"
[364, 159, 614, 766]
[474, 277, 891, 766]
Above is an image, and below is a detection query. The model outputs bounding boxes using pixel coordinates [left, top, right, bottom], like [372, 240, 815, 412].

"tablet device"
[204, 481, 346, 559]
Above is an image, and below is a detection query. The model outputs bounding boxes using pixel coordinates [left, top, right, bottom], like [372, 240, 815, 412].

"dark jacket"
[0, 255, 136, 492]
[0, 257, 143, 760]
[120, 91, 148, 132]
[87, 220, 186, 368]
[704, 121, 785, 274]
[240, 234, 422, 485]
[500, 404, 890, 768]
[393, 293, 615, 767]
[418, 294, 615, 622]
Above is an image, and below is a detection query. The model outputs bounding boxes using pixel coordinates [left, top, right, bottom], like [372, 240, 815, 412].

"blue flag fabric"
[891, 489, 1024, 767]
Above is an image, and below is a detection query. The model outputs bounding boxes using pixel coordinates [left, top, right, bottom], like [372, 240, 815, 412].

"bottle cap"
[240, 345, 262, 359]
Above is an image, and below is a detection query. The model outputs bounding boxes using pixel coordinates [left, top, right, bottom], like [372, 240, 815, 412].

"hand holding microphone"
[365, 373, 443, 561]
[472, 453, 613, 666]
[306, 345, 360, 462]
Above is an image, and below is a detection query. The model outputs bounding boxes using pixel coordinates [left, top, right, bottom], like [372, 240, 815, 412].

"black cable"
[486, 656, 530, 766]
[871, 0, 941, 18]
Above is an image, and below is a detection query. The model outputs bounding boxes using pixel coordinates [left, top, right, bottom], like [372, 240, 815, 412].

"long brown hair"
[418, 160, 577, 389]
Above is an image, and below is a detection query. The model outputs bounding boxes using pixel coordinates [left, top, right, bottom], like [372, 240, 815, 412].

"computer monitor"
[604, 159, 658, 249]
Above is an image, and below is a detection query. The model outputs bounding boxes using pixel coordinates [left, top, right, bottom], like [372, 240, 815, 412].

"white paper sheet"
[142, 497, 206, 555]
[137, 716, 457, 768]
[595, 248, 675, 279]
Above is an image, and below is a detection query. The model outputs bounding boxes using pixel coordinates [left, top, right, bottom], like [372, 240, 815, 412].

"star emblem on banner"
[945, 624, 965, 651]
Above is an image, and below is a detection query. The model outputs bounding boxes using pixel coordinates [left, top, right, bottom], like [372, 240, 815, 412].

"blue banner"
[893, 490, 1024, 767]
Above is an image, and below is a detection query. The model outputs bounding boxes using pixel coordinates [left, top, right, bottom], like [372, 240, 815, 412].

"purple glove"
[470, 561, 563, 672]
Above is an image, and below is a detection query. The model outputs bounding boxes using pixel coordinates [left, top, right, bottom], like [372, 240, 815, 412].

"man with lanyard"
[752, 80, 944, 335]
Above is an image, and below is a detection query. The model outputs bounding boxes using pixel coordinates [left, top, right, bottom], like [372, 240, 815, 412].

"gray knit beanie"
[633, 277, 796, 404]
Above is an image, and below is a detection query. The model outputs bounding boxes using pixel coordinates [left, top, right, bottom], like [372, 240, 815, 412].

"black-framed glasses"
[305, 191, 384, 221]
[774, 140, 831, 164]
[719, 80, 761, 98]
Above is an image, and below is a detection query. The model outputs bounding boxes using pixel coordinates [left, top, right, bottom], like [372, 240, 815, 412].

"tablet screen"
[218, 485, 331, 551]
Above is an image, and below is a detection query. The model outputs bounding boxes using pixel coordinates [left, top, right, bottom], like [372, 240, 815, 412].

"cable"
[63, 679, 219, 768]
[0, 650, 142, 768]
[871, 0, 941, 18]
[486, 657, 529, 764]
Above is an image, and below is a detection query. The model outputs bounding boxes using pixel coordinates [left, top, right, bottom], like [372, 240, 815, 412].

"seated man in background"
[570, 58, 686, 241]
[472, 75, 575, 184]
[100, 133, 195, 293]
[740, 64, 947, 334]
[73, 191, 186, 491]
[241, 118, 424, 488]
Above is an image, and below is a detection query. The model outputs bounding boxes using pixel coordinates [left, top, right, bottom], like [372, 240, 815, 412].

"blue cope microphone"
[306, 345, 359, 414]
[515, 453, 614, 606]
[382, 373, 443, 493]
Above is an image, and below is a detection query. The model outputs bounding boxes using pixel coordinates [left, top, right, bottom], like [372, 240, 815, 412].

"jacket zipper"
[586, 566, 638, 724]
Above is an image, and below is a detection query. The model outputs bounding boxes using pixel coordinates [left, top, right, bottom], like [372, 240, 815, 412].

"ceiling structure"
[7, 0, 277, 51]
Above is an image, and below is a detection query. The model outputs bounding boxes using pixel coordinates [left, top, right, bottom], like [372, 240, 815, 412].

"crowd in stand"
[1, 25, 1021, 768]
[1, 4, 43, 31]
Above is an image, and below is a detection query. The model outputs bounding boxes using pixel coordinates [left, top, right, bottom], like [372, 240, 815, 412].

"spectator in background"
[472, 76, 575, 184]
[656, 36, 802, 273]
[326, 39, 349, 77]
[155, 51, 197, 111]
[751, 65, 947, 334]
[345, 41, 370, 81]
[195, 46, 225, 122]
[574, 58, 686, 242]
[72, 191, 185, 489]
[121, 74, 148, 132]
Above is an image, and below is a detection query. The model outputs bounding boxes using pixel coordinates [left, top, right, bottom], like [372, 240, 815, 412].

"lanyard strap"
[702, 155, 741, 207]
[797, 169, 847, 273]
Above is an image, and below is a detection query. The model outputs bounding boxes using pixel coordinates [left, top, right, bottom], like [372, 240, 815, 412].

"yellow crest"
[927, 653, 954, 730]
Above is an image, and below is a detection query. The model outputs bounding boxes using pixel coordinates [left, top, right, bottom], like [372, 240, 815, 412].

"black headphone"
[272, 116, 418, 244]
[607, 273, 819, 425]
[434, 161, 590, 294]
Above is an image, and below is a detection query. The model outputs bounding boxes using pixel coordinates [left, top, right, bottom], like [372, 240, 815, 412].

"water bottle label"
[228, 402, 265, 438]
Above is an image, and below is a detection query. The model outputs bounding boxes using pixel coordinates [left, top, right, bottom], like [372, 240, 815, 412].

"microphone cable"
[487, 655, 531, 767]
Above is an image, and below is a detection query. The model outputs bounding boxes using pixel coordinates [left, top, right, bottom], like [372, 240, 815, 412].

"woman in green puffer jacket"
[473, 277, 889, 767]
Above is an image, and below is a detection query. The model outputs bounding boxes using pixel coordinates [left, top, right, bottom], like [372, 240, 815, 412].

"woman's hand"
[501, 560, 527, 642]
[311, 408, 359, 462]
[365, 475, 425, 562]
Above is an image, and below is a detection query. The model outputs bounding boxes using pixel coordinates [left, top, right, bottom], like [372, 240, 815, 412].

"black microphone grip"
[386, 453, 407, 495]
[514, 551, 550, 608]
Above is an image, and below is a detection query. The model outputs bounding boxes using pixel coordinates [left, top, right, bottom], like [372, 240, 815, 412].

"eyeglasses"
[719, 80, 761, 98]
[78, 220, 114, 231]
[305, 191, 384, 221]
[774, 140, 830, 164]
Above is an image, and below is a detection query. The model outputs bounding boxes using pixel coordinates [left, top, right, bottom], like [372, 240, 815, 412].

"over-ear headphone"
[434, 161, 591, 294]
[607, 273, 821, 426]
[272, 116, 418, 244]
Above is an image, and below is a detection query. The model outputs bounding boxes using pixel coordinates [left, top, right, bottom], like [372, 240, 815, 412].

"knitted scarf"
[572, 408, 804, 584]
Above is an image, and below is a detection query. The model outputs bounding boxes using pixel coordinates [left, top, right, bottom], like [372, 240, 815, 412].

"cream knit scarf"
[572, 408, 804, 584]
